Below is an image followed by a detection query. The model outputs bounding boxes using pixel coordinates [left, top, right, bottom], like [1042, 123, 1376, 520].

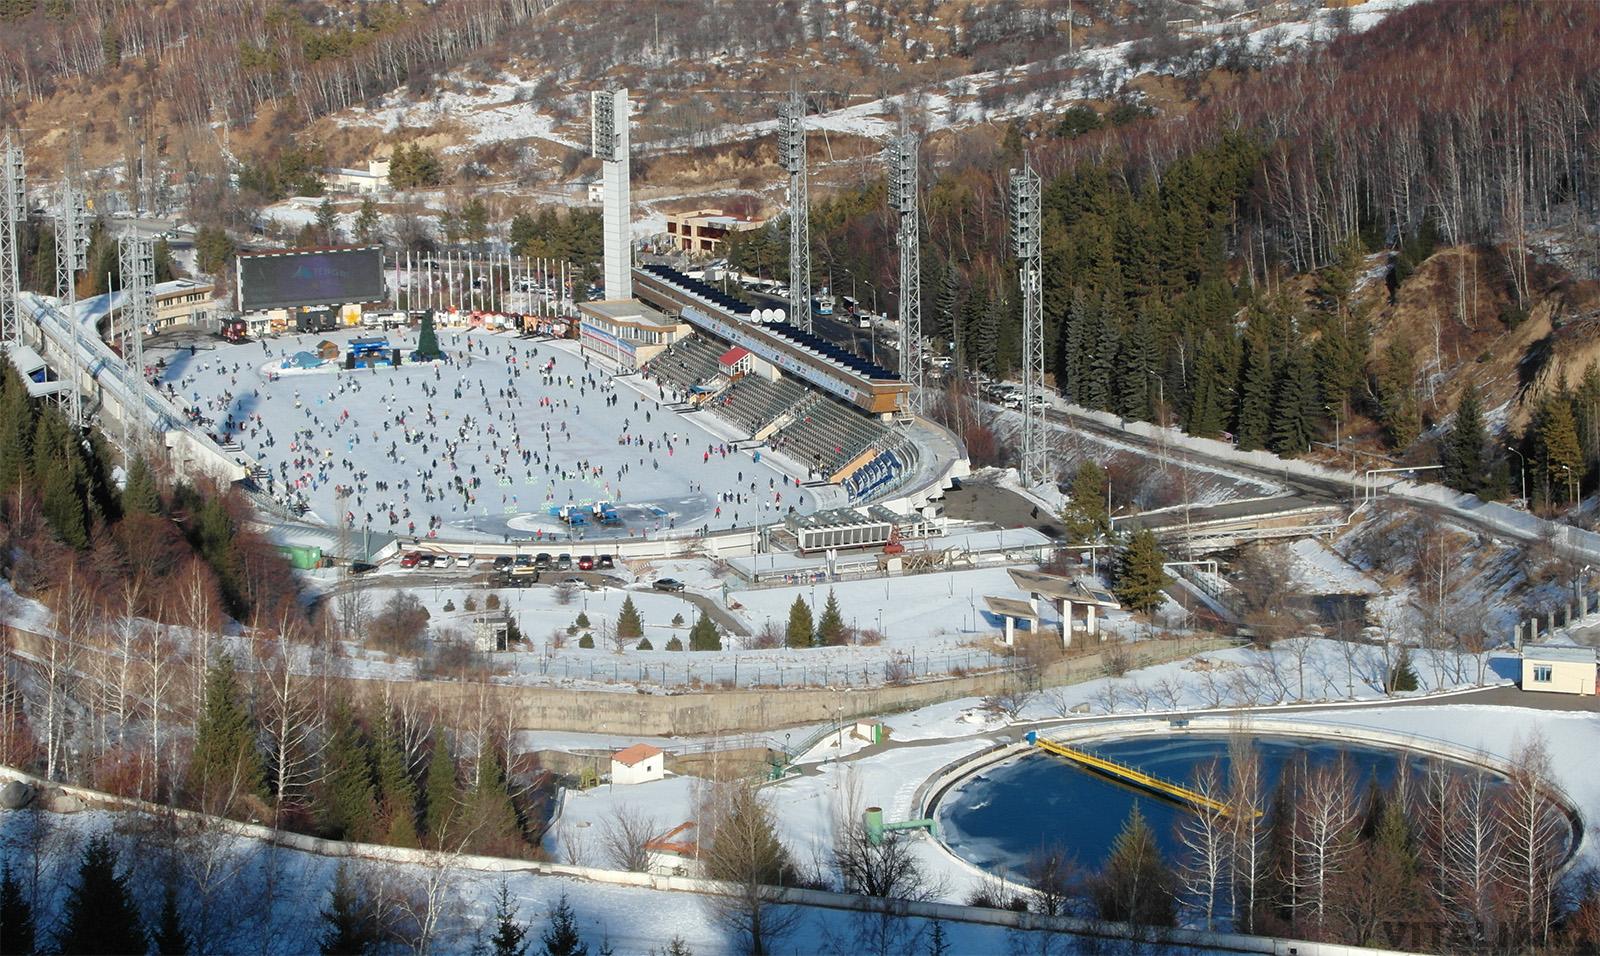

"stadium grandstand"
[632, 262, 920, 494]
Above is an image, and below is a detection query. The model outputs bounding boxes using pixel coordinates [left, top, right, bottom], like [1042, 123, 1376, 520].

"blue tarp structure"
[285, 351, 322, 369]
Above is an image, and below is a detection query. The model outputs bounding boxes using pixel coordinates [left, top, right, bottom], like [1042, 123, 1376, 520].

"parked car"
[399, 552, 422, 569]
[556, 553, 573, 570]
[534, 552, 553, 570]
[349, 561, 377, 575]
[653, 578, 686, 592]
[417, 554, 437, 569]
[492, 556, 513, 571]
[516, 554, 536, 568]
[456, 553, 476, 568]
[577, 555, 595, 571]
[597, 555, 615, 570]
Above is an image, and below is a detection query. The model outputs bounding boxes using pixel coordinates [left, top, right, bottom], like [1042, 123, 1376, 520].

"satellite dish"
[772, 308, 786, 323]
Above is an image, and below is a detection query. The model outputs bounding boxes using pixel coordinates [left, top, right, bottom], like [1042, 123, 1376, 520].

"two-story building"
[576, 298, 691, 370]
[323, 158, 391, 194]
[664, 208, 765, 256]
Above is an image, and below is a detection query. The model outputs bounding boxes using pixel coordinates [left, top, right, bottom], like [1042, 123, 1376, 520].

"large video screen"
[237, 247, 384, 311]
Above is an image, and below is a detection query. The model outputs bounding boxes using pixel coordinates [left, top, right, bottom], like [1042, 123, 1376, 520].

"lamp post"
[1504, 445, 1527, 507]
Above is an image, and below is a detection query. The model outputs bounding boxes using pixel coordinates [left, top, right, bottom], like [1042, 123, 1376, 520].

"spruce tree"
[318, 863, 378, 956]
[416, 311, 442, 360]
[187, 655, 266, 813]
[319, 699, 377, 842]
[122, 454, 161, 515]
[1234, 332, 1274, 451]
[1060, 461, 1109, 541]
[488, 882, 529, 956]
[423, 730, 458, 847]
[55, 836, 147, 956]
[374, 710, 419, 848]
[615, 597, 643, 640]
[1536, 394, 1586, 504]
[0, 862, 34, 956]
[784, 596, 813, 649]
[816, 590, 845, 646]
[152, 881, 190, 956]
[0, 370, 35, 495]
[468, 748, 522, 854]
[1389, 645, 1420, 693]
[1268, 349, 1317, 456]
[1113, 529, 1170, 614]
[1377, 336, 1421, 449]
[1442, 383, 1487, 495]
[688, 610, 721, 651]
[539, 893, 588, 956]
[1093, 806, 1176, 926]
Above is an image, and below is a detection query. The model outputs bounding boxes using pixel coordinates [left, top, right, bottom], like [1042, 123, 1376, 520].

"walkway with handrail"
[1025, 730, 1249, 816]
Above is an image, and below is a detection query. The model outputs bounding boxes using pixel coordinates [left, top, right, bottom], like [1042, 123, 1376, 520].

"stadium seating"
[642, 337, 726, 396]
[768, 393, 894, 478]
[712, 375, 813, 435]
[640, 263, 753, 316]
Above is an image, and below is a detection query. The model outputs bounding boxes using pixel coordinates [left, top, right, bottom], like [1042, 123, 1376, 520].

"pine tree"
[317, 197, 339, 245]
[1093, 806, 1176, 926]
[152, 881, 190, 956]
[55, 836, 147, 956]
[539, 893, 587, 956]
[374, 710, 419, 848]
[1442, 382, 1488, 495]
[0, 369, 35, 495]
[1060, 461, 1109, 541]
[1536, 394, 1586, 504]
[689, 610, 721, 651]
[1389, 645, 1420, 693]
[489, 882, 529, 956]
[784, 596, 813, 649]
[423, 730, 458, 846]
[615, 597, 643, 640]
[467, 748, 522, 854]
[1377, 335, 1421, 449]
[1269, 349, 1318, 456]
[926, 920, 948, 956]
[354, 197, 379, 245]
[934, 265, 959, 350]
[1113, 529, 1170, 614]
[416, 311, 442, 360]
[187, 655, 266, 813]
[0, 862, 35, 956]
[318, 699, 377, 841]
[318, 863, 378, 956]
[816, 590, 845, 646]
[122, 454, 161, 515]
[1234, 330, 1275, 451]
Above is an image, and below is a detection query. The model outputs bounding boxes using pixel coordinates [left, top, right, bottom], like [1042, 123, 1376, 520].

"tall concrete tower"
[591, 87, 632, 301]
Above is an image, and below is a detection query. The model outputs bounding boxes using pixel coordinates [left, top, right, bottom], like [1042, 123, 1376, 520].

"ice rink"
[150, 327, 817, 541]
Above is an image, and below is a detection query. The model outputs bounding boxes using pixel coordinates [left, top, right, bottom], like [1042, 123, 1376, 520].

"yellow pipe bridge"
[1031, 736, 1254, 817]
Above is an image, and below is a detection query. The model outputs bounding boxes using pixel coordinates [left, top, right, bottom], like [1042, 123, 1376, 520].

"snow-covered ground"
[151, 329, 815, 541]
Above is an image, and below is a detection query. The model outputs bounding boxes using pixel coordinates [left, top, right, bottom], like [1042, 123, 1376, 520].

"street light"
[1504, 445, 1527, 507]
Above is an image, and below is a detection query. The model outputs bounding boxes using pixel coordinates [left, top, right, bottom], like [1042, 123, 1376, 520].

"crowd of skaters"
[156, 329, 811, 539]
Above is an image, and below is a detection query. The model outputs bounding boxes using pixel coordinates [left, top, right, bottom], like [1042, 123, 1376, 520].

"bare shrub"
[368, 592, 431, 655]
[599, 806, 659, 873]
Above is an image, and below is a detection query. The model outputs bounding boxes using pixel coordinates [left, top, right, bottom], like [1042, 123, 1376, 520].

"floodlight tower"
[887, 131, 921, 416]
[590, 87, 632, 301]
[778, 87, 811, 331]
[55, 177, 89, 427]
[1009, 159, 1045, 487]
[0, 130, 23, 346]
[116, 234, 153, 445]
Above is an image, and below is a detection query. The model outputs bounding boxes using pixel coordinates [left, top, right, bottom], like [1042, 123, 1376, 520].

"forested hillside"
[731, 0, 1600, 505]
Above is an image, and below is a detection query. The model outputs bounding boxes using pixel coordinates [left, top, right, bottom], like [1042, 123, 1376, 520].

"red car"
[399, 551, 422, 568]
[577, 555, 595, 571]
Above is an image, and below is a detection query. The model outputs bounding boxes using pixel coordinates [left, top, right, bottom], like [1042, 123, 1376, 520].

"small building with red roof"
[609, 743, 666, 785]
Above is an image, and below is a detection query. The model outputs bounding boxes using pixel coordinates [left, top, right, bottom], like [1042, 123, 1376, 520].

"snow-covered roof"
[152, 278, 212, 299]
[1523, 644, 1598, 664]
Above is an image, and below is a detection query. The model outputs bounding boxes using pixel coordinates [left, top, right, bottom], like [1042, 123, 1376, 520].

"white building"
[609, 743, 665, 785]
[324, 158, 391, 194]
[1520, 643, 1597, 695]
[643, 821, 703, 877]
